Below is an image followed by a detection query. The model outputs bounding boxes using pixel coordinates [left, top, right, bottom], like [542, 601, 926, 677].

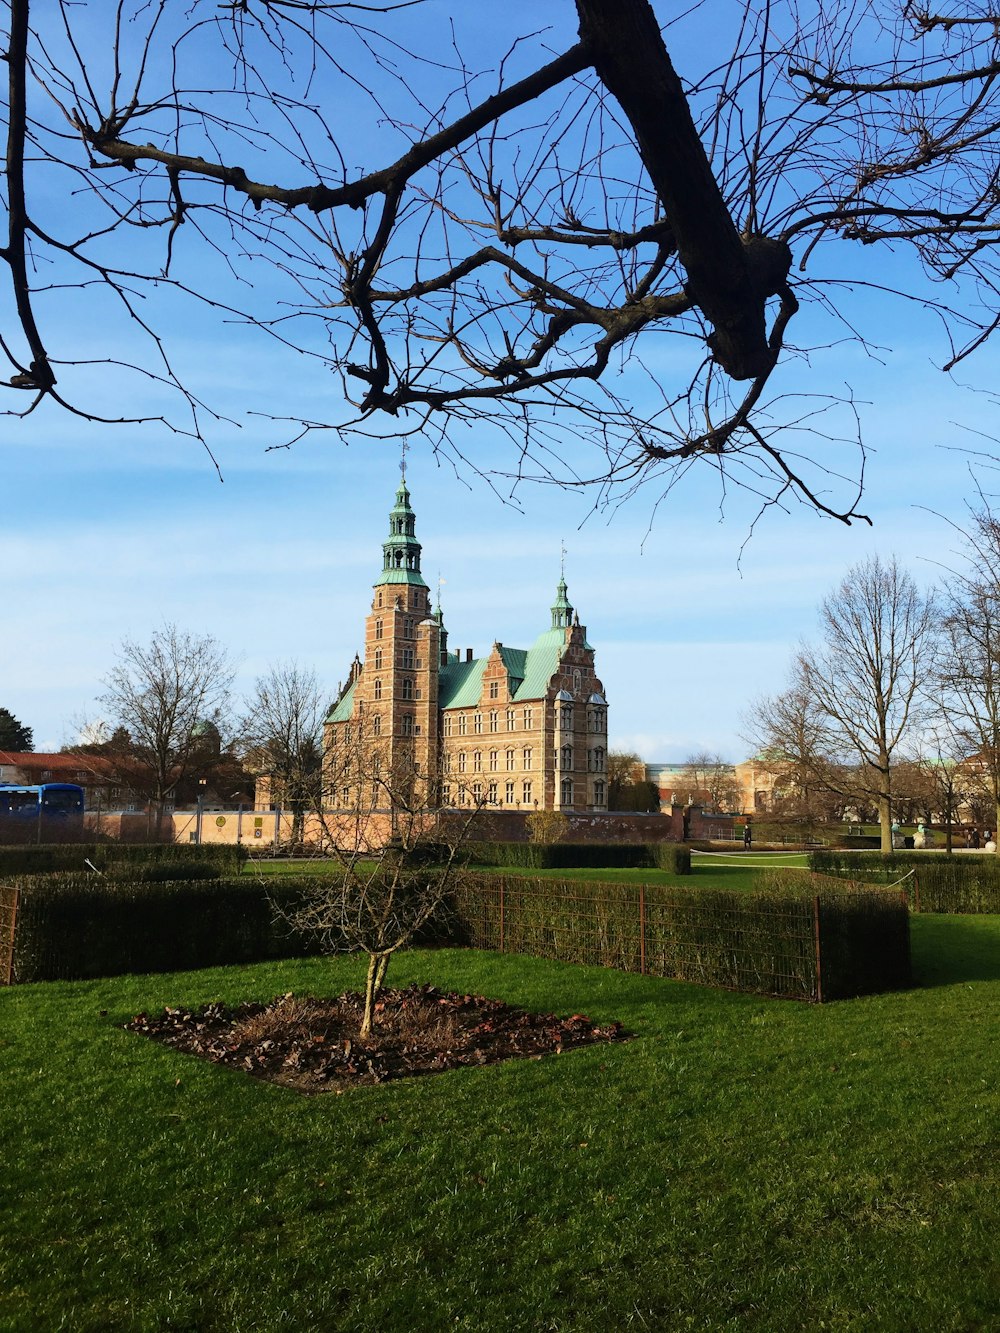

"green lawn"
[2, 916, 999, 1331]
[245, 851, 810, 895]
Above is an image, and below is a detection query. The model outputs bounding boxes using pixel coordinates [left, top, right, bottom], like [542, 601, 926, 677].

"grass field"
[244, 851, 811, 895]
[3, 915, 999, 1331]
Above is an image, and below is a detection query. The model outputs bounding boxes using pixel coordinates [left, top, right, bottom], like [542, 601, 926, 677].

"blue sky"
[5, 1, 999, 759]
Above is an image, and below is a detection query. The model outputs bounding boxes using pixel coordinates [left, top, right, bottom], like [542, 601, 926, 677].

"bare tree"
[936, 508, 1000, 848]
[98, 625, 235, 827]
[795, 556, 937, 853]
[242, 663, 325, 845]
[679, 752, 742, 813]
[285, 709, 484, 1038]
[9, 3, 1000, 520]
[743, 682, 849, 834]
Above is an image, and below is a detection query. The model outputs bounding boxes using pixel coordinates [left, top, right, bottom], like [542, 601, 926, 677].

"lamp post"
[196, 778, 207, 844]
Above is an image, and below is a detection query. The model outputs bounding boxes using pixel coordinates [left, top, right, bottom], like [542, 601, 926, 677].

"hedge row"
[0, 842, 248, 878]
[465, 842, 692, 874]
[808, 850, 1000, 912]
[449, 870, 910, 1002]
[3, 873, 319, 982]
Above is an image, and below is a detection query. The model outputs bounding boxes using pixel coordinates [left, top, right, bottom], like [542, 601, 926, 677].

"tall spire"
[374, 474, 428, 587]
[551, 575, 573, 630]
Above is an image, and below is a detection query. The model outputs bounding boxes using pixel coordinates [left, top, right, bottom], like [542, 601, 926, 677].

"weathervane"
[400, 438, 408, 481]
[560, 538, 567, 580]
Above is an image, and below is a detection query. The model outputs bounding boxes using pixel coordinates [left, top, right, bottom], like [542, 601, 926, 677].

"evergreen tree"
[0, 709, 34, 751]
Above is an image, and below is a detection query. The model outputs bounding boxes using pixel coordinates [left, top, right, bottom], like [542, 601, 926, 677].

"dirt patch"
[125, 984, 629, 1092]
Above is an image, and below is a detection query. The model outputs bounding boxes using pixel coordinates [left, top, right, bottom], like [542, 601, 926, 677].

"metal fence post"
[2, 887, 20, 986]
[813, 894, 823, 1003]
[639, 883, 647, 975]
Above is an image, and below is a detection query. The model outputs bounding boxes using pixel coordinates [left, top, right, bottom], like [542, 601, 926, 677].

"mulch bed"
[125, 984, 629, 1092]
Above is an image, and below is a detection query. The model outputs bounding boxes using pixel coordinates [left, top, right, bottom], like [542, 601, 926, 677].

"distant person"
[970, 827, 980, 849]
[743, 821, 752, 849]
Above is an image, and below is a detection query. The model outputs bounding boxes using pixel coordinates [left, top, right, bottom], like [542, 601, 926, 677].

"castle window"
[489, 712, 498, 732]
[402, 714, 414, 736]
[474, 713, 482, 734]
[377, 592, 383, 608]
[372, 714, 381, 736]
[442, 784, 452, 806]
[404, 618, 414, 638]
[523, 707, 533, 729]
[458, 752, 467, 773]
[560, 745, 572, 771]
[489, 750, 498, 771]
[374, 649, 383, 670]
[402, 678, 413, 700]
[473, 751, 482, 772]
[506, 749, 515, 771]
[487, 782, 497, 804]
[522, 780, 532, 804]
[594, 781, 606, 806]
[506, 709, 515, 731]
[394, 551, 403, 567]
[523, 748, 532, 770]
[489, 680, 499, 699]
[375, 620, 383, 640]
[561, 778, 573, 805]
[559, 703, 573, 729]
[505, 781, 515, 804]
[402, 648, 414, 669]
[472, 782, 483, 803]
[444, 715, 453, 737]
[459, 715, 467, 736]
[373, 679, 382, 700]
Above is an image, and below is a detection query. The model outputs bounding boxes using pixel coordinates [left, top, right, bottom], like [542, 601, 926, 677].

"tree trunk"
[879, 793, 893, 854]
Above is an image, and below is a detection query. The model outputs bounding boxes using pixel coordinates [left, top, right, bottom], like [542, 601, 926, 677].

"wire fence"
[451, 873, 909, 1003]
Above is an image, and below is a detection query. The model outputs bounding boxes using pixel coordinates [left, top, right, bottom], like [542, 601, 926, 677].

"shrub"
[809, 850, 1000, 913]
[0, 842, 248, 878]
[449, 871, 909, 1001]
[3, 873, 321, 982]
[465, 842, 691, 872]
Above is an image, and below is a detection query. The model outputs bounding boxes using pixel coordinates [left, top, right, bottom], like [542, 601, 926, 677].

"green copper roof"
[325, 678, 358, 724]
[377, 479, 428, 588]
[438, 633, 577, 708]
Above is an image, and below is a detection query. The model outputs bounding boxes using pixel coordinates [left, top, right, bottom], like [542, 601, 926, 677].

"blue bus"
[0, 783, 85, 819]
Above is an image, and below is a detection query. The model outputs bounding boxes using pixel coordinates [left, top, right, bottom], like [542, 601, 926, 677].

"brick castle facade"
[324, 480, 609, 813]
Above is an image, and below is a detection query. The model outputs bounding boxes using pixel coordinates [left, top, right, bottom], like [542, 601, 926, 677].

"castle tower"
[325, 479, 440, 809]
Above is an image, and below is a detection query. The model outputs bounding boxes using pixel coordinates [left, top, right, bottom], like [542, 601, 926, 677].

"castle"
[324, 480, 609, 812]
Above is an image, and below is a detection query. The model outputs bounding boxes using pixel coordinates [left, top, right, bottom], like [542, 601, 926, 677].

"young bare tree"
[242, 662, 325, 845]
[10, 3, 1000, 521]
[794, 556, 937, 853]
[285, 708, 484, 1038]
[98, 625, 235, 828]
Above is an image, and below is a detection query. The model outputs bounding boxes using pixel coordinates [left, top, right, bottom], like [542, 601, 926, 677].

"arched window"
[372, 714, 381, 736]
[561, 778, 573, 805]
[373, 678, 382, 700]
[561, 745, 573, 771]
[402, 678, 413, 700]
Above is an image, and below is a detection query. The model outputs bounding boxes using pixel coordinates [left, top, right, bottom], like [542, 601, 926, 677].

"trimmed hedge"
[3, 873, 320, 982]
[0, 842, 248, 878]
[449, 870, 910, 1002]
[466, 842, 691, 874]
[808, 850, 1000, 912]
